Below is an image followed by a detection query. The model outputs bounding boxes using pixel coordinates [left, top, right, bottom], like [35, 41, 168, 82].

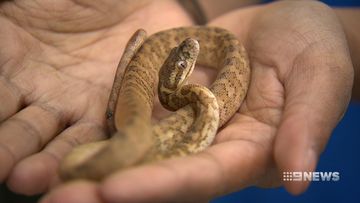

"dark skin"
[0, 0, 357, 202]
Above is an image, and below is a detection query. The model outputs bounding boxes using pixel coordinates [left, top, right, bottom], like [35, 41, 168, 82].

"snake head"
[158, 38, 200, 95]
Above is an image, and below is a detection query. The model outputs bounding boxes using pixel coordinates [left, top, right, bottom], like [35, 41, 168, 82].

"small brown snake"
[59, 26, 250, 181]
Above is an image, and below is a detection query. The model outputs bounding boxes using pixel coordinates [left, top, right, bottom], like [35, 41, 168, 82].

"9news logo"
[283, 171, 340, 182]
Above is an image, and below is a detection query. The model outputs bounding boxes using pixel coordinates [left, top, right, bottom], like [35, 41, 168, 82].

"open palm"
[0, 0, 195, 194]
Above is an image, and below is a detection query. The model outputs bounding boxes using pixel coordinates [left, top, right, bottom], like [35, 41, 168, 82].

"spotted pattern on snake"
[59, 26, 250, 181]
[156, 38, 219, 157]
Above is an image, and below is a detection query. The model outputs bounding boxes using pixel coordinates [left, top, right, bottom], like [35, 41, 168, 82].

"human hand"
[2, 0, 354, 202]
[41, 1, 353, 202]
[0, 0, 194, 195]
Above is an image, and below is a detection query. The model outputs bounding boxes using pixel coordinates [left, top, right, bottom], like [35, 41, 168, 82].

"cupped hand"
[0, 0, 194, 195]
[42, 1, 353, 202]
[0, 0, 353, 202]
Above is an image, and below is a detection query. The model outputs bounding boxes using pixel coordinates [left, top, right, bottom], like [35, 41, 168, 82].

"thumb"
[274, 39, 353, 194]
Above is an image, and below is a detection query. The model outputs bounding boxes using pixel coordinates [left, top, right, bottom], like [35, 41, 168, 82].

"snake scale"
[59, 26, 250, 181]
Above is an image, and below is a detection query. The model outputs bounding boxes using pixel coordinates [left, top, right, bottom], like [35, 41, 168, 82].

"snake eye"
[177, 61, 187, 69]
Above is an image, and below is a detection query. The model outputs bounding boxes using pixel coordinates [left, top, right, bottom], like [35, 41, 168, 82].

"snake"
[59, 26, 250, 181]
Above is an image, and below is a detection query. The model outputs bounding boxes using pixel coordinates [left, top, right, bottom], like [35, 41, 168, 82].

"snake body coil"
[60, 26, 250, 180]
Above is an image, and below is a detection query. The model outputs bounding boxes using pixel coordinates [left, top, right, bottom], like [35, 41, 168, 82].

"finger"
[40, 181, 103, 203]
[0, 104, 65, 182]
[0, 77, 23, 122]
[98, 123, 271, 203]
[274, 47, 353, 194]
[6, 122, 106, 195]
